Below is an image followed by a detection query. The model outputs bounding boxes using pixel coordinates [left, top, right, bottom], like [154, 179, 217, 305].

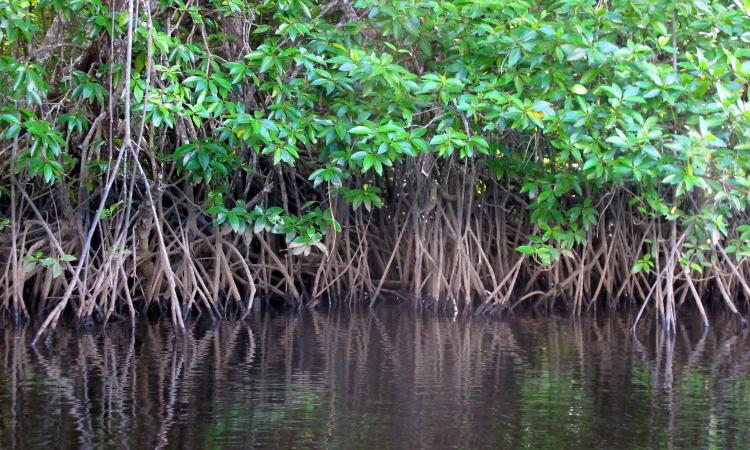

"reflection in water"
[1, 308, 749, 449]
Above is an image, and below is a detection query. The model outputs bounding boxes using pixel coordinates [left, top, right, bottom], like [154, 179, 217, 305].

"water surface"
[1, 307, 749, 449]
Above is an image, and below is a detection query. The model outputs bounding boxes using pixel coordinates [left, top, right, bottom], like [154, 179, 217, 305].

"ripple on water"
[1, 309, 749, 449]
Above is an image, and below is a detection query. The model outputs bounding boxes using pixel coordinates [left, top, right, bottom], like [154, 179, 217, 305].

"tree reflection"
[0, 310, 749, 449]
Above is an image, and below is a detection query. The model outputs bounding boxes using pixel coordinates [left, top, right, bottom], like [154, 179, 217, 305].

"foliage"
[23, 251, 77, 278]
[2, 0, 750, 322]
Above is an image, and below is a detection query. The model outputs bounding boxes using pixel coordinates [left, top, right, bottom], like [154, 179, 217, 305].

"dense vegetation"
[2, 0, 750, 339]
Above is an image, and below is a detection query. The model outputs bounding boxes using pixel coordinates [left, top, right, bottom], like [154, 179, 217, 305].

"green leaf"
[260, 56, 274, 73]
[227, 213, 240, 232]
[429, 134, 448, 145]
[43, 164, 55, 183]
[348, 126, 372, 135]
[571, 84, 588, 95]
[567, 48, 587, 62]
[516, 245, 535, 255]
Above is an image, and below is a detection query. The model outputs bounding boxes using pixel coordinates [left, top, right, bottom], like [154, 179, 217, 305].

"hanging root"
[3, 151, 749, 338]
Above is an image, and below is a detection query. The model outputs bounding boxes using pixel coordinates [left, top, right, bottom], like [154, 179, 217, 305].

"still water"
[1, 307, 749, 449]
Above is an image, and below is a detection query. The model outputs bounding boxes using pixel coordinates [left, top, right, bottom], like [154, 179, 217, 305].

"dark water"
[1, 307, 749, 449]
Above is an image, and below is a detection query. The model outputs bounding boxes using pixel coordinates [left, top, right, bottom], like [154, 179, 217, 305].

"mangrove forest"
[2, 0, 750, 341]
